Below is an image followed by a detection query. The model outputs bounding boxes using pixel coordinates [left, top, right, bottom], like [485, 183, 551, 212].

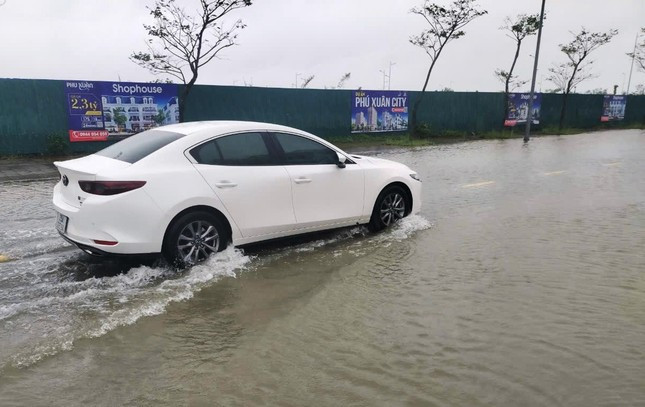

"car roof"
[160, 121, 306, 136]
[143, 121, 347, 163]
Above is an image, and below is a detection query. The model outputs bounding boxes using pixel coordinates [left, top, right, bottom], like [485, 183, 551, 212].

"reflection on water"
[0, 130, 644, 406]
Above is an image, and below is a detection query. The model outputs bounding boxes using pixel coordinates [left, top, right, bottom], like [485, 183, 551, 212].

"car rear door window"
[190, 132, 273, 166]
[273, 133, 337, 165]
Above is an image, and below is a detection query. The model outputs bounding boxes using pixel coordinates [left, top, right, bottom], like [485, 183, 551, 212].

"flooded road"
[1, 130, 644, 406]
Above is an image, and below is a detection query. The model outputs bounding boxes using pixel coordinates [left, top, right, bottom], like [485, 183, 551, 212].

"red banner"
[69, 130, 109, 142]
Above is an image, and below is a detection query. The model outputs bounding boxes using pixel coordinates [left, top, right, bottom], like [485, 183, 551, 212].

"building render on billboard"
[102, 95, 159, 133]
[607, 99, 625, 118]
[355, 112, 366, 129]
[367, 106, 378, 131]
[163, 97, 180, 125]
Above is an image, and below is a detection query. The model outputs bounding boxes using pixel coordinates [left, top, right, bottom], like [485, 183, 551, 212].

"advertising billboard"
[504, 93, 541, 127]
[351, 90, 408, 133]
[65, 80, 180, 142]
[601, 95, 626, 122]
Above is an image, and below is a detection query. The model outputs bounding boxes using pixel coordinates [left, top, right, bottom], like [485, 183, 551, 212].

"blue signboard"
[65, 80, 179, 142]
[601, 95, 626, 122]
[351, 90, 408, 133]
[505, 93, 541, 126]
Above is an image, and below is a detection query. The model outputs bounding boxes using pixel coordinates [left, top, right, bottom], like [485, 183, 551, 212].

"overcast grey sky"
[0, 0, 643, 93]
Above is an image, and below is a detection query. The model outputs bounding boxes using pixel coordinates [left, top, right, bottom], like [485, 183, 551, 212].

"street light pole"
[388, 61, 396, 90]
[379, 70, 387, 90]
[626, 32, 638, 94]
[524, 0, 546, 142]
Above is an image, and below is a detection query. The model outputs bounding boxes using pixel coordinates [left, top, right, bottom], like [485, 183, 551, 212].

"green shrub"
[414, 122, 433, 137]
[46, 134, 68, 155]
[441, 129, 466, 138]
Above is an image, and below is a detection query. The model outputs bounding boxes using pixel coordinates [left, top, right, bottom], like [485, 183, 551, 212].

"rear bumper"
[53, 182, 166, 254]
[59, 232, 159, 257]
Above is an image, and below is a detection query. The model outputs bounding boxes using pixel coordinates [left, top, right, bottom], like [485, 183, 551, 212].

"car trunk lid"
[54, 155, 131, 208]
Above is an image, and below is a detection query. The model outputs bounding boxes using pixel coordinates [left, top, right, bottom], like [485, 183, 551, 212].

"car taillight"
[78, 181, 146, 196]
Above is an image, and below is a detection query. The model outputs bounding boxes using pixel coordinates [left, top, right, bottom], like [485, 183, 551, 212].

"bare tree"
[494, 68, 527, 92]
[336, 72, 351, 89]
[300, 75, 315, 89]
[547, 27, 617, 132]
[633, 84, 645, 95]
[546, 62, 592, 93]
[495, 13, 541, 122]
[409, 0, 486, 137]
[131, 0, 252, 120]
[325, 73, 352, 89]
[584, 88, 608, 95]
[627, 27, 645, 71]
[150, 78, 174, 84]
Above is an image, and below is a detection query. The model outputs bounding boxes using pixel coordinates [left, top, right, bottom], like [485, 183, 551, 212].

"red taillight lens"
[93, 240, 118, 246]
[78, 181, 146, 196]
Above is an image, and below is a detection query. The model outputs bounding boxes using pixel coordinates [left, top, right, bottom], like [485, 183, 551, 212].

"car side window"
[190, 132, 273, 166]
[273, 133, 337, 165]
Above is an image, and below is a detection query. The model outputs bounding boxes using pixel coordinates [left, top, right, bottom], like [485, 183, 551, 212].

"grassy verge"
[0, 153, 82, 161]
[329, 124, 644, 150]
[327, 133, 442, 149]
[2, 124, 642, 158]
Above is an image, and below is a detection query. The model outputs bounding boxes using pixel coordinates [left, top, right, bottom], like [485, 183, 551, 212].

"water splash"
[1, 215, 431, 370]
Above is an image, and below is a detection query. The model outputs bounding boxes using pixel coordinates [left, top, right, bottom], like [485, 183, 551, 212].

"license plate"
[56, 212, 68, 234]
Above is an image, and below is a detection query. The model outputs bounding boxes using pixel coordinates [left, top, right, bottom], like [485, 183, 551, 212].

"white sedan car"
[53, 121, 421, 266]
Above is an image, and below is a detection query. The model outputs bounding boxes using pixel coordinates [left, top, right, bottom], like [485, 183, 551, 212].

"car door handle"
[214, 181, 238, 188]
[294, 177, 312, 184]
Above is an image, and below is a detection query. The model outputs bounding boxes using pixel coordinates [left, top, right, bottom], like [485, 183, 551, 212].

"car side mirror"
[336, 152, 347, 168]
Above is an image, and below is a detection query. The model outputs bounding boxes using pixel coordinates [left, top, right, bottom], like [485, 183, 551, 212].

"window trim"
[185, 130, 280, 167]
[267, 131, 355, 166]
[183, 129, 355, 166]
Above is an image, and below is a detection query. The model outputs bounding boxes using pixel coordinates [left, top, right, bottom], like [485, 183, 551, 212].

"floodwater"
[0, 129, 644, 406]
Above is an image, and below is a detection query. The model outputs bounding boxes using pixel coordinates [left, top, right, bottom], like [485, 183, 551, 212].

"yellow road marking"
[544, 170, 566, 176]
[602, 162, 621, 167]
[462, 181, 495, 188]
[0, 254, 10, 263]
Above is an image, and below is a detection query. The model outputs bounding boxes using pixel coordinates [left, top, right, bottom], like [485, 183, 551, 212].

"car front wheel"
[163, 211, 227, 267]
[368, 186, 408, 232]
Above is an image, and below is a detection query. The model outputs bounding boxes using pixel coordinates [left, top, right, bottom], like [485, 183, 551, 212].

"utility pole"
[294, 73, 300, 88]
[524, 0, 546, 143]
[388, 61, 396, 90]
[626, 33, 638, 94]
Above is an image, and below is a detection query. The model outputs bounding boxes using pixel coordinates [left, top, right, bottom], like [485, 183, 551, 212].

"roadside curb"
[0, 174, 60, 183]
[0, 161, 59, 183]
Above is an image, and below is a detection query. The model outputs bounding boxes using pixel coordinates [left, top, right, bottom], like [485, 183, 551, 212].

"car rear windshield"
[95, 130, 186, 163]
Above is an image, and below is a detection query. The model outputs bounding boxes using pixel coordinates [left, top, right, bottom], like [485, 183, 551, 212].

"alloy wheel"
[176, 220, 220, 265]
[379, 192, 405, 226]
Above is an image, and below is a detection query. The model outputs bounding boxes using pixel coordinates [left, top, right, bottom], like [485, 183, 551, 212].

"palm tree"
[112, 107, 128, 132]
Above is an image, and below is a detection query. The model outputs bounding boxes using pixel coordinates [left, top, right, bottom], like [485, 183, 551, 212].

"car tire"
[162, 211, 227, 268]
[367, 186, 408, 232]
